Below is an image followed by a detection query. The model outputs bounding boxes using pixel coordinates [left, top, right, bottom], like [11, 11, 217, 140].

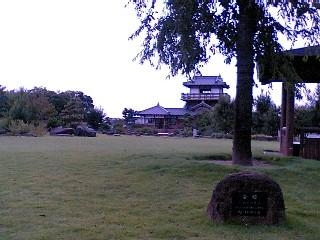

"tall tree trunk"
[232, 2, 256, 166]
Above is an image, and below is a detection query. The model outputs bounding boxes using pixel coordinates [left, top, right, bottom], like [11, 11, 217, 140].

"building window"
[200, 87, 211, 94]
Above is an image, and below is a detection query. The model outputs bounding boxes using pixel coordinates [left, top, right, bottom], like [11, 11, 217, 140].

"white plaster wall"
[211, 88, 222, 94]
[190, 87, 199, 94]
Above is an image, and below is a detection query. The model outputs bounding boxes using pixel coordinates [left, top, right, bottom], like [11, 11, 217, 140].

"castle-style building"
[136, 75, 229, 130]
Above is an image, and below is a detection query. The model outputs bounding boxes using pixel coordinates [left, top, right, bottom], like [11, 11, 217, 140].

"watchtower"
[181, 75, 229, 111]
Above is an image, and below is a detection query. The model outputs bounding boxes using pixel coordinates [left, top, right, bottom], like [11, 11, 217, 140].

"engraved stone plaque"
[207, 171, 285, 224]
[231, 192, 268, 216]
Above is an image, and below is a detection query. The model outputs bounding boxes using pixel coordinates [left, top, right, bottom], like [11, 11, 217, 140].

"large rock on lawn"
[50, 126, 74, 136]
[207, 171, 285, 225]
[75, 125, 96, 137]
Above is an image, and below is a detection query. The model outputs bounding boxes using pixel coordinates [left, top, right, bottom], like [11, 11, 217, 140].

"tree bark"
[232, 2, 256, 166]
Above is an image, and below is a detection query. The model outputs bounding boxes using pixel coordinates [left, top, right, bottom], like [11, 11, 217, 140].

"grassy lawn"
[0, 135, 319, 239]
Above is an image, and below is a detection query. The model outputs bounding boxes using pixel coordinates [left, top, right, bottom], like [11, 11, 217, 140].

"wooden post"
[280, 83, 287, 154]
[285, 82, 295, 156]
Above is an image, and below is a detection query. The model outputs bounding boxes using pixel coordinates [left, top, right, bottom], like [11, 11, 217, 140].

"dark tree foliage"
[59, 99, 85, 127]
[86, 107, 106, 130]
[192, 96, 234, 135]
[8, 89, 32, 123]
[195, 111, 212, 135]
[211, 95, 234, 134]
[128, 0, 320, 165]
[252, 93, 280, 136]
[294, 105, 314, 129]
[0, 86, 107, 131]
[26, 88, 56, 122]
[122, 108, 138, 126]
[181, 96, 234, 136]
[61, 91, 94, 116]
[296, 84, 320, 128]
[0, 85, 9, 118]
[292, 84, 320, 130]
[48, 92, 70, 115]
[66, 91, 94, 113]
[182, 113, 195, 136]
[311, 84, 320, 126]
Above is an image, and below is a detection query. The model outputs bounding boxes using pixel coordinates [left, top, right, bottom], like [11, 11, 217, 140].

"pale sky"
[0, 0, 290, 117]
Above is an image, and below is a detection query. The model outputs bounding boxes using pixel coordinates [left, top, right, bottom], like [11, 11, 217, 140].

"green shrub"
[224, 133, 233, 139]
[5, 120, 47, 136]
[198, 128, 215, 136]
[211, 132, 224, 139]
[30, 122, 48, 136]
[141, 127, 155, 135]
[133, 127, 158, 135]
[210, 132, 234, 139]
[181, 127, 192, 137]
[7, 120, 31, 135]
[47, 117, 63, 129]
[0, 118, 9, 130]
[251, 134, 277, 141]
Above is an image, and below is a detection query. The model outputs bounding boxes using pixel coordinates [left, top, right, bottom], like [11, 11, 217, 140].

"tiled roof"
[284, 45, 320, 56]
[138, 101, 220, 117]
[138, 104, 187, 116]
[259, 45, 320, 84]
[183, 76, 229, 88]
[190, 101, 212, 111]
[138, 104, 169, 115]
[165, 108, 188, 116]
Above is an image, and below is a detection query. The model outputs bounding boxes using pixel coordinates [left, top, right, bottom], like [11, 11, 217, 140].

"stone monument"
[207, 171, 285, 224]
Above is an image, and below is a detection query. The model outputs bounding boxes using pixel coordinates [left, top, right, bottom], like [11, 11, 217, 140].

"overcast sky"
[0, 0, 296, 117]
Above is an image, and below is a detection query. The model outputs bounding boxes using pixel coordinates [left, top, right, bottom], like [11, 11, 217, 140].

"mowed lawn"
[0, 135, 319, 240]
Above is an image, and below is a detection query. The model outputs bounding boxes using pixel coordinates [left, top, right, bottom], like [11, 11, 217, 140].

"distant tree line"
[0, 85, 109, 135]
[2, 84, 318, 137]
[295, 84, 320, 130]
[187, 86, 320, 137]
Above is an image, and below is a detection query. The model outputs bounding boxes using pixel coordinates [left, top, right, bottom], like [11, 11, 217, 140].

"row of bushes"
[0, 119, 47, 136]
[126, 128, 278, 141]
[0, 120, 278, 141]
[119, 126, 276, 140]
[210, 133, 277, 141]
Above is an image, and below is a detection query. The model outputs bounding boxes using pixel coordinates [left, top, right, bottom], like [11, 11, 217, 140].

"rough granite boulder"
[75, 125, 96, 137]
[207, 171, 285, 225]
[50, 126, 74, 136]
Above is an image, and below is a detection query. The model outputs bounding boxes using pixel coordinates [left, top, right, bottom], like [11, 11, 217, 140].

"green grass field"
[0, 135, 319, 239]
